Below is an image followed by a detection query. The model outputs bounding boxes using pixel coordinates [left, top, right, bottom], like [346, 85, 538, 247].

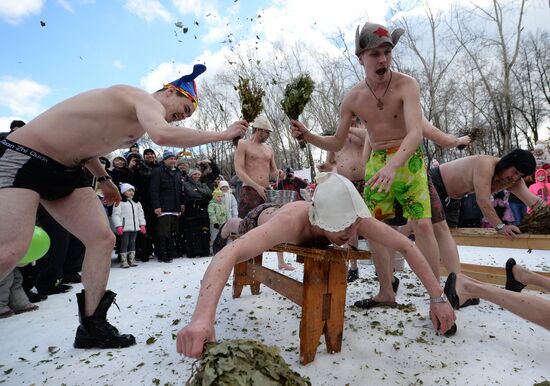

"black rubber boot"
[74, 290, 136, 349]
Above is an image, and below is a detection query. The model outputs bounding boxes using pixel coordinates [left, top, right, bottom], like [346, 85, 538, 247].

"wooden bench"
[448, 228, 550, 291]
[232, 244, 371, 365]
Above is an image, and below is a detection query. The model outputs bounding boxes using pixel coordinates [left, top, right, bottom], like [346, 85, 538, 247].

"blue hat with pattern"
[164, 64, 207, 108]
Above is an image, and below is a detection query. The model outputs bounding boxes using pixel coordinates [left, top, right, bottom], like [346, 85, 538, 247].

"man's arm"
[318, 151, 336, 172]
[84, 158, 121, 206]
[290, 100, 355, 152]
[358, 218, 456, 333]
[365, 78, 423, 192]
[509, 179, 547, 209]
[135, 98, 247, 147]
[473, 162, 520, 238]
[176, 213, 296, 358]
[421, 118, 471, 149]
[269, 150, 278, 181]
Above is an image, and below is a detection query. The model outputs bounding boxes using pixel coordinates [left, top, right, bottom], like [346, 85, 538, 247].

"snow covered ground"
[1, 246, 548, 386]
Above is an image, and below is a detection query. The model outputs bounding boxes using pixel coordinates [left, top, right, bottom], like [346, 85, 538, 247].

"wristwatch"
[430, 294, 448, 304]
[495, 223, 506, 232]
[97, 175, 112, 183]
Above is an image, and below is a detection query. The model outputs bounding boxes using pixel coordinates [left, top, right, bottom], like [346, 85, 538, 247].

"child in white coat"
[111, 183, 146, 268]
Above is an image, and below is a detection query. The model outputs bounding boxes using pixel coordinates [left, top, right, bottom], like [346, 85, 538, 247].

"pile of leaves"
[281, 74, 315, 149]
[457, 127, 484, 150]
[235, 77, 265, 146]
[519, 204, 550, 234]
[186, 339, 311, 386]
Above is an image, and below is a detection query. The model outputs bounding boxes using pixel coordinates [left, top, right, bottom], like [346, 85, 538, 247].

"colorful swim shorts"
[363, 146, 431, 222]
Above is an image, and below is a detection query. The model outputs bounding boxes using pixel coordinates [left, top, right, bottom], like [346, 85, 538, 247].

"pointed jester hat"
[355, 22, 404, 56]
[164, 64, 207, 108]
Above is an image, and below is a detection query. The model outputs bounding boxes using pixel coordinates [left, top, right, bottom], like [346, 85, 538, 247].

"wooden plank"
[270, 243, 371, 260]
[250, 255, 263, 295]
[323, 259, 347, 355]
[246, 262, 303, 306]
[451, 228, 550, 250]
[300, 258, 329, 365]
[439, 263, 550, 292]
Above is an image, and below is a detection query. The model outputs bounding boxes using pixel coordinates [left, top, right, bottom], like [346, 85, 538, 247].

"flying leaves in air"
[40, 21, 46, 27]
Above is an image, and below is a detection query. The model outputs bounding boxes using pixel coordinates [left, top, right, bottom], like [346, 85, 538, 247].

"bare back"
[439, 155, 501, 198]
[8, 85, 154, 166]
[343, 72, 417, 151]
[235, 139, 275, 188]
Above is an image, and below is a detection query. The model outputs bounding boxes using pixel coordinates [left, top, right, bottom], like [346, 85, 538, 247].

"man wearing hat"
[291, 21, 443, 306]
[177, 173, 457, 358]
[234, 114, 278, 218]
[276, 166, 308, 200]
[149, 150, 183, 263]
[0, 64, 247, 349]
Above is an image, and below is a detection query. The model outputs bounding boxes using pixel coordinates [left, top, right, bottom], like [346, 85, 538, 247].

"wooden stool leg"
[300, 257, 329, 365]
[250, 255, 263, 295]
[232, 261, 247, 298]
[323, 260, 347, 354]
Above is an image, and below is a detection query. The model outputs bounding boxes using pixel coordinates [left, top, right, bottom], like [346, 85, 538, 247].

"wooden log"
[270, 243, 371, 260]
[247, 262, 303, 306]
[451, 228, 550, 250]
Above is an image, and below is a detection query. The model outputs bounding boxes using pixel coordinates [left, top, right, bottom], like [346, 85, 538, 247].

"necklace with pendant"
[365, 70, 393, 110]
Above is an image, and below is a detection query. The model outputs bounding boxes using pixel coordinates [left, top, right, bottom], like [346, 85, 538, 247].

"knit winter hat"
[120, 183, 135, 195]
[176, 157, 187, 166]
[308, 172, 371, 232]
[495, 149, 536, 176]
[162, 150, 176, 161]
[188, 168, 201, 176]
[219, 180, 230, 189]
[212, 189, 224, 197]
[355, 22, 404, 56]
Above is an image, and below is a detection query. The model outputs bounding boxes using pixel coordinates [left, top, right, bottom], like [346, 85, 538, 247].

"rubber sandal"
[392, 276, 400, 293]
[443, 272, 460, 310]
[505, 258, 526, 293]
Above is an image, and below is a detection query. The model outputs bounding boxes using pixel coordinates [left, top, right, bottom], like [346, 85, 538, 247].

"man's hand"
[254, 184, 268, 201]
[101, 180, 121, 207]
[290, 120, 309, 141]
[176, 320, 216, 358]
[456, 135, 471, 148]
[429, 301, 456, 335]
[497, 224, 521, 239]
[154, 208, 162, 217]
[365, 162, 397, 193]
[224, 120, 248, 141]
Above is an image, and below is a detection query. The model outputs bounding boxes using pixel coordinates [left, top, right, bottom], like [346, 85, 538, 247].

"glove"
[214, 224, 220, 229]
[116, 226, 124, 235]
[140, 225, 147, 234]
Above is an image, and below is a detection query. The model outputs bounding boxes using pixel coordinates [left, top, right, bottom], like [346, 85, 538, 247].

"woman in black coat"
[182, 168, 212, 257]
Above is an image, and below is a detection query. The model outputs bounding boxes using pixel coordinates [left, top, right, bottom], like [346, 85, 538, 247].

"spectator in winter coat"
[219, 180, 238, 218]
[149, 150, 183, 262]
[182, 168, 212, 257]
[208, 189, 229, 245]
[110, 156, 134, 189]
[111, 183, 146, 268]
[528, 168, 550, 213]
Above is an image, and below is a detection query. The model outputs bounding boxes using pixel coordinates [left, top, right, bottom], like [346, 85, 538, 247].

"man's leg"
[410, 218, 440, 279]
[453, 273, 550, 330]
[0, 188, 40, 279]
[40, 188, 115, 317]
[432, 220, 461, 274]
[511, 263, 550, 292]
[367, 241, 396, 303]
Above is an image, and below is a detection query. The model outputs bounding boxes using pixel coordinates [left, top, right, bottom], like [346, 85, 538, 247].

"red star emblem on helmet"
[374, 27, 389, 38]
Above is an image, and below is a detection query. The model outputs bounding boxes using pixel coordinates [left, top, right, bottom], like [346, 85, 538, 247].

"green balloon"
[20, 226, 51, 265]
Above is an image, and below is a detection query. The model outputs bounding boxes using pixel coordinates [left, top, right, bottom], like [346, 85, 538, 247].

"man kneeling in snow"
[176, 173, 456, 358]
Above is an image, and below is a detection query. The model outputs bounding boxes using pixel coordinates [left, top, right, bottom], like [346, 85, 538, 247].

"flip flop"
[459, 297, 480, 308]
[443, 272, 460, 310]
[353, 298, 397, 310]
[505, 258, 526, 293]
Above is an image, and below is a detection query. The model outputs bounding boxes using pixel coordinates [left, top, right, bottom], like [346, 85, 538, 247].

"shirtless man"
[0, 64, 247, 349]
[318, 118, 368, 282]
[292, 22, 441, 307]
[233, 115, 293, 270]
[176, 173, 456, 358]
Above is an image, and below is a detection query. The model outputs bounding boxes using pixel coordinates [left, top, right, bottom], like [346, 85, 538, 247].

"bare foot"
[511, 264, 529, 286]
[278, 263, 295, 271]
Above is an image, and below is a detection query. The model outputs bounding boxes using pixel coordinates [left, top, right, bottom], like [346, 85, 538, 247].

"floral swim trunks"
[363, 146, 431, 222]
